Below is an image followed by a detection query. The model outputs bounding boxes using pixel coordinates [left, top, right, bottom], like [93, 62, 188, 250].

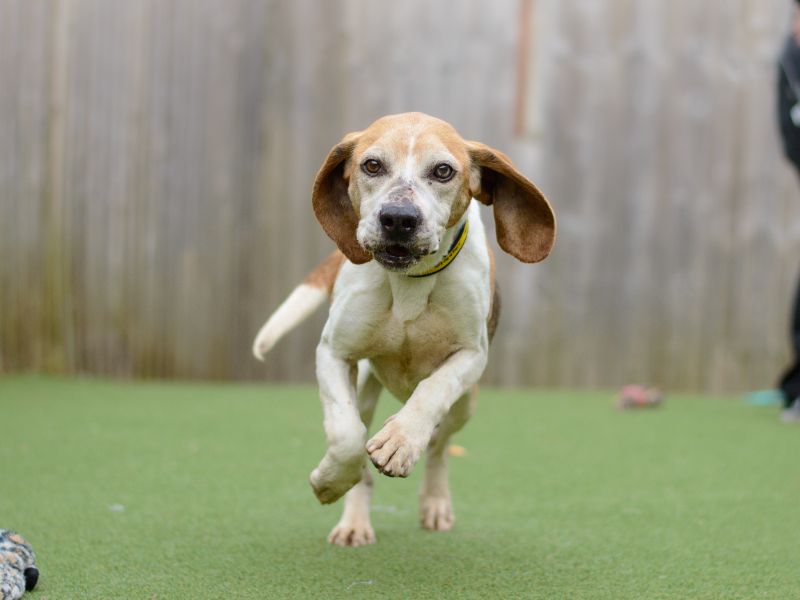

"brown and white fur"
[253, 112, 555, 547]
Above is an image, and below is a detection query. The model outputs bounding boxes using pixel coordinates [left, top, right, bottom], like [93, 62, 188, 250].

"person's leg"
[779, 263, 800, 409]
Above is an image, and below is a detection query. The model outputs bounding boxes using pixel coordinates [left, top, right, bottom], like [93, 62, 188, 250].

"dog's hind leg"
[327, 361, 382, 547]
[419, 386, 477, 531]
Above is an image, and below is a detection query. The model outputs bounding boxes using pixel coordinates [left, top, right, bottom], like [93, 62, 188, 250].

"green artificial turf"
[1, 376, 800, 599]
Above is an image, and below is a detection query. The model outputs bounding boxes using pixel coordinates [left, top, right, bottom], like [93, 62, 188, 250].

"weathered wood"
[527, 0, 800, 392]
[0, 0, 797, 392]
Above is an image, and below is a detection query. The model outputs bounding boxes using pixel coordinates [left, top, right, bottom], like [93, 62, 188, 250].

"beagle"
[253, 112, 555, 546]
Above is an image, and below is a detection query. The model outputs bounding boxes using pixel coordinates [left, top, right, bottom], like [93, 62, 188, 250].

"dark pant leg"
[779, 265, 800, 407]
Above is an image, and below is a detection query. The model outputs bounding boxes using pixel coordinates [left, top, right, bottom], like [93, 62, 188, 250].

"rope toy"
[0, 530, 38, 600]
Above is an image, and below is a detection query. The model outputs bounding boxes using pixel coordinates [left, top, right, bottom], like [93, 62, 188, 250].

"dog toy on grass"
[0, 530, 38, 600]
[617, 384, 664, 410]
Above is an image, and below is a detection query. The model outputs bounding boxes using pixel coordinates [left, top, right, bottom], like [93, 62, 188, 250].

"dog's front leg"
[367, 347, 487, 478]
[309, 342, 367, 504]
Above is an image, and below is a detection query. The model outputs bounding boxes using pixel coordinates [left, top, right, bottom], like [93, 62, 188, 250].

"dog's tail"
[252, 251, 346, 361]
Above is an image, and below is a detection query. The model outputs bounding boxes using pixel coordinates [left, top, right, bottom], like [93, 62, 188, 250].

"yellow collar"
[408, 221, 469, 278]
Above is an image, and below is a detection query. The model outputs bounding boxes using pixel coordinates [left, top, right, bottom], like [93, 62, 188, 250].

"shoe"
[744, 389, 784, 406]
[780, 398, 800, 423]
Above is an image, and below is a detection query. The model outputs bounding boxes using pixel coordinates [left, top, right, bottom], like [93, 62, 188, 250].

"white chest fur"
[323, 205, 491, 399]
[387, 274, 436, 322]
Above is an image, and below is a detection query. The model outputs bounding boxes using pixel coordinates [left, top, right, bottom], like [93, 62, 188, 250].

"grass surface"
[1, 376, 800, 599]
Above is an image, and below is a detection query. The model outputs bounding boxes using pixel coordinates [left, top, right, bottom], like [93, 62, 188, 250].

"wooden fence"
[1, 0, 798, 392]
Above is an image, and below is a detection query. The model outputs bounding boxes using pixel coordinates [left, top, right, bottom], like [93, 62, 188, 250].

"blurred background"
[1, 0, 798, 393]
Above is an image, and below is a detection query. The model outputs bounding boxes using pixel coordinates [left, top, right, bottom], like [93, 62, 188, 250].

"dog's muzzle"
[379, 203, 420, 242]
[373, 203, 427, 270]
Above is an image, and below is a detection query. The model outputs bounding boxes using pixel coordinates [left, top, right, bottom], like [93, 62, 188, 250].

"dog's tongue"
[387, 245, 410, 258]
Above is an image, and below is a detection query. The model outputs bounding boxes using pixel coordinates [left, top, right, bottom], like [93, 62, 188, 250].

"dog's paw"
[419, 494, 455, 531]
[366, 416, 427, 477]
[309, 467, 362, 505]
[327, 520, 376, 547]
[309, 456, 363, 504]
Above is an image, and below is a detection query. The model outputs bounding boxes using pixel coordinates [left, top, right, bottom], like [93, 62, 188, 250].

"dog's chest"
[340, 277, 464, 399]
[369, 304, 462, 399]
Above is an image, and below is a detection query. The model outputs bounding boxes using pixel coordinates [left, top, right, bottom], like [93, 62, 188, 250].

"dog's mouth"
[373, 244, 421, 270]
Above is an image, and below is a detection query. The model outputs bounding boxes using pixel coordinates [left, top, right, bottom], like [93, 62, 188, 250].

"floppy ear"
[312, 134, 372, 264]
[468, 142, 556, 263]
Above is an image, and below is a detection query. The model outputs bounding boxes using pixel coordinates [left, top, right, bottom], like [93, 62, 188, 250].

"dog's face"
[313, 112, 556, 268]
[345, 115, 474, 270]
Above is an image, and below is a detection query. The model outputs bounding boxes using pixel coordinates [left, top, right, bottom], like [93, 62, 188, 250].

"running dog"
[253, 112, 556, 546]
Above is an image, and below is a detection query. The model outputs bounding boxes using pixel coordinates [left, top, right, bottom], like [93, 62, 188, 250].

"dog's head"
[312, 112, 555, 270]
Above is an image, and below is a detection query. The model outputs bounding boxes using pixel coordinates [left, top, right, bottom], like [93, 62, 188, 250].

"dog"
[253, 112, 555, 546]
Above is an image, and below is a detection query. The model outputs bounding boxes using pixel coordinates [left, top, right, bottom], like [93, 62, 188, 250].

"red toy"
[617, 385, 664, 409]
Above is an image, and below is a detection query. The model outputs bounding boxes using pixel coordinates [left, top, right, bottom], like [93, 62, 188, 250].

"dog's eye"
[362, 159, 384, 176]
[432, 163, 455, 182]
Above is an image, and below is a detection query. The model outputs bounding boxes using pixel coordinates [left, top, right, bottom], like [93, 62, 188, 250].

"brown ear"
[312, 135, 372, 264]
[468, 142, 556, 263]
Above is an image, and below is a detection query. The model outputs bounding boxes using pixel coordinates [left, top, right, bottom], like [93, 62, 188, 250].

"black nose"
[24, 567, 39, 591]
[379, 204, 420, 241]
